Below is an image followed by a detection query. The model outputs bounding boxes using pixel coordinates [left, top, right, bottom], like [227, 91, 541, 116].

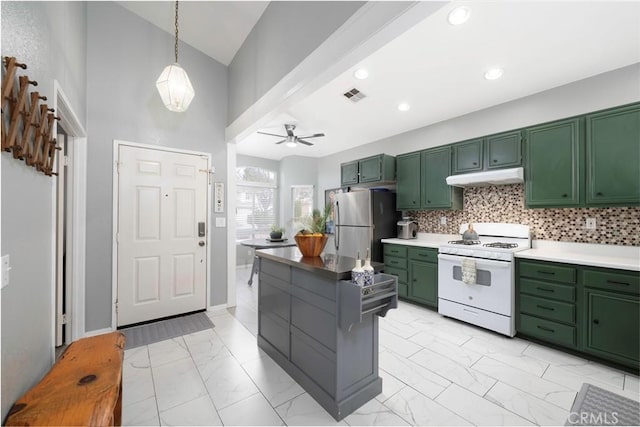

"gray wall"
[279, 156, 319, 235]
[236, 154, 280, 265]
[228, 1, 365, 124]
[1, 1, 87, 419]
[85, 2, 228, 332]
[317, 64, 640, 204]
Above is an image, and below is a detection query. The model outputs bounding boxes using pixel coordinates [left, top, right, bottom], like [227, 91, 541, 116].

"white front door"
[117, 145, 208, 326]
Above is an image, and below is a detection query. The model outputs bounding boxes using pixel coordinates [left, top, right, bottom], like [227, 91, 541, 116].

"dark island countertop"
[256, 247, 383, 280]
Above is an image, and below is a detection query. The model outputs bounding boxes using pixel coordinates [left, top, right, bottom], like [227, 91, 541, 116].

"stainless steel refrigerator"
[334, 190, 399, 262]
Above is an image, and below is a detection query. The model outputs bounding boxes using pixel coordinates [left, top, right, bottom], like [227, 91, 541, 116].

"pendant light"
[156, 0, 195, 112]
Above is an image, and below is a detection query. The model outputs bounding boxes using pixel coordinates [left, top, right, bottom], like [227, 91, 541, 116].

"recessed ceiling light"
[354, 68, 369, 80]
[397, 103, 411, 112]
[448, 7, 470, 25]
[484, 68, 504, 80]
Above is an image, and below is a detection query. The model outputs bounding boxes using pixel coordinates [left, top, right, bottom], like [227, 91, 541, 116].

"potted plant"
[270, 225, 285, 240]
[294, 205, 331, 257]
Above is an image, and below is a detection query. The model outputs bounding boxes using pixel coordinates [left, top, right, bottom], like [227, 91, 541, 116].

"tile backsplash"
[408, 184, 640, 246]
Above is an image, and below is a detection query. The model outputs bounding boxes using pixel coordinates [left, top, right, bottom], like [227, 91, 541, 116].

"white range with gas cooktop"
[437, 223, 531, 337]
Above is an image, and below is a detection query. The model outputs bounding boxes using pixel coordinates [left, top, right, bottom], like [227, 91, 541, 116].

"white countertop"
[381, 233, 458, 249]
[382, 234, 640, 271]
[516, 241, 640, 271]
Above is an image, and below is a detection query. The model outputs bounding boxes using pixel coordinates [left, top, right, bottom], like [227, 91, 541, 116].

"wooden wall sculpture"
[1, 56, 60, 176]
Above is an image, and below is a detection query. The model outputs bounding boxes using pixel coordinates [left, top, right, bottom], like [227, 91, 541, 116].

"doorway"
[114, 142, 210, 327]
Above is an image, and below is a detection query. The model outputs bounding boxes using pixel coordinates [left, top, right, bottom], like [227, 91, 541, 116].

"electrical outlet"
[586, 217, 597, 230]
[440, 217, 447, 225]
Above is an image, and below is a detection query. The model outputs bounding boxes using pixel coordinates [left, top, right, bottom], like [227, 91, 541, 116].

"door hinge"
[63, 156, 69, 166]
[116, 233, 119, 243]
[115, 299, 118, 315]
[61, 313, 68, 325]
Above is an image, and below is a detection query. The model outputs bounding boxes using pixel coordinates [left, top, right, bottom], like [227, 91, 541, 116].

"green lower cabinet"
[409, 260, 437, 307]
[582, 288, 639, 366]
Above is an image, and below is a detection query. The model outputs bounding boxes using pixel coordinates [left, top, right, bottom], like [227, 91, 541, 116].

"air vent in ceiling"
[343, 88, 366, 103]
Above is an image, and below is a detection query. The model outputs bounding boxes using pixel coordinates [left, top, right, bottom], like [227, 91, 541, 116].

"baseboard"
[82, 327, 114, 338]
[207, 303, 228, 312]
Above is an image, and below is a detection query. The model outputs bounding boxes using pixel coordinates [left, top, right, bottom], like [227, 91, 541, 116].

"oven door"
[437, 253, 514, 316]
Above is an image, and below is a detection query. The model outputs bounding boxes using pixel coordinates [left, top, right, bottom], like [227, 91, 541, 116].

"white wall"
[317, 64, 640, 196]
[85, 2, 228, 332]
[1, 1, 87, 419]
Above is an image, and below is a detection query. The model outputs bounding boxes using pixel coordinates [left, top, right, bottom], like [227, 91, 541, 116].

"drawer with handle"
[384, 256, 406, 270]
[383, 266, 407, 284]
[384, 244, 407, 258]
[408, 247, 438, 263]
[519, 278, 575, 303]
[519, 294, 575, 324]
[519, 261, 576, 284]
[583, 269, 639, 295]
[518, 313, 576, 348]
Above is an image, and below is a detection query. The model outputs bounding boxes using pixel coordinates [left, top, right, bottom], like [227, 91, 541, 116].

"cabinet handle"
[427, 200, 431, 203]
[593, 319, 600, 325]
[493, 159, 498, 163]
[536, 305, 555, 311]
[418, 253, 429, 257]
[606, 280, 630, 286]
[537, 270, 555, 275]
[596, 192, 603, 196]
[536, 287, 554, 293]
[472, 162, 477, 165]
[537, 325, 555, 333]
[562, 194, 568, 198]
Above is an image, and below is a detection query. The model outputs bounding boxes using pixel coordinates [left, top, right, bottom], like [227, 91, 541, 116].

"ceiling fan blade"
[284, 124, 295, 137]
[297, 133, 325, 139]
[274, 139, 287, 145]
[297, 139, 314, 146]
[257, 131, 286, 138]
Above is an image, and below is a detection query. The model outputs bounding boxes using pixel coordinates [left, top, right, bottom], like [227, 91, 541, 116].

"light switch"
[440, 216, 447, 225]
[2, 255, 11, 289]
[215, 217, 226, 227]
[586, 218, 596, 230]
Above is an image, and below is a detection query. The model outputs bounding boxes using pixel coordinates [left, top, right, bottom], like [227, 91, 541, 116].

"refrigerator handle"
[334, 200, 340, 251]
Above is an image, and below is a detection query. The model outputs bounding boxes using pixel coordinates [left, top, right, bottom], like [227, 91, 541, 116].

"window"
[291, 185, 314, 231]
[236, 166, 277, 241]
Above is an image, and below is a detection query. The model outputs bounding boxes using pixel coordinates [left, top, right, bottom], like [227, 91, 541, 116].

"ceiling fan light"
[156, 63, 195, 112]
[285, 140, 297, 148]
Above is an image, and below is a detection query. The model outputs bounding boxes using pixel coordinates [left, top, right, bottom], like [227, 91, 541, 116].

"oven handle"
[437, 253, 512, 268]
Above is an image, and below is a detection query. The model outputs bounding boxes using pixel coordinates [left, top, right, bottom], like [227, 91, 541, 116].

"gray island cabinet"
[256, 247, 398, 421]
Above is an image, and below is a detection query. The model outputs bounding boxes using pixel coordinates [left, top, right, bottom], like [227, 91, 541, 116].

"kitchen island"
[255, 247, 397, 420]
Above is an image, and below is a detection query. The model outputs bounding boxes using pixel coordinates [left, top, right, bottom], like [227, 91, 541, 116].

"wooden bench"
[5, 332, 126, 426]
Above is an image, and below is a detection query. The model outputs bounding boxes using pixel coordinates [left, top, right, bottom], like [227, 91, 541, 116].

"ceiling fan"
[258, 124, 325, 147]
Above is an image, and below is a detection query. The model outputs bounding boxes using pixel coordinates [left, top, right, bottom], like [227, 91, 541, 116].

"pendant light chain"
[174, 0, 179, 63]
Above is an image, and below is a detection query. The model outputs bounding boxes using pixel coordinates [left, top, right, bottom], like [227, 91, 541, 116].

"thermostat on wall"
[214, 182, 224, 213]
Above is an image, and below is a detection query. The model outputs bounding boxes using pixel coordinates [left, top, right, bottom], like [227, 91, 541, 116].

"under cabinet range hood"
[446, 167, 524, 187]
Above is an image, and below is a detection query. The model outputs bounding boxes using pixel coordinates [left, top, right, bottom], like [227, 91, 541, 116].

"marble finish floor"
[122, 265, 640, 426]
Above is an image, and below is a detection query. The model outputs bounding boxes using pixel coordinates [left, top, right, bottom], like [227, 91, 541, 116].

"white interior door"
[117, 145, 208, 326]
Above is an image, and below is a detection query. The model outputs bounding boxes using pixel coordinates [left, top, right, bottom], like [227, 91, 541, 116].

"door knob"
[199, 241, 205, 247]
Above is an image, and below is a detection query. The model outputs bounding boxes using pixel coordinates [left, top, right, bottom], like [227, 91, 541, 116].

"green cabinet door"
[453, 138, 483, 174]
[409, 260, 437, 307]
[582, 288, 639, 366]
[396, 152, 421, 209]
[525, 118, 581, 207]
[586, 103, 640, 206]
[359, 155, 382, 183]
[486, 130, 522, 169]
[341, 160, 359, 185]
[421, 147, 462, 209]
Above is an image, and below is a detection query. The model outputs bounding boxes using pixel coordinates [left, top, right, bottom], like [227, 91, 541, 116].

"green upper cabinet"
[340, 160, 359, 186]
[485, 130, 523, 169]
[340, 154, 395, 186]
[452, 138, 483, 174]
[396, 152, 421, 210]
[421, 147, 462, 210]
[525, 118, 582, 207]
[586, 103, 640, 206]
